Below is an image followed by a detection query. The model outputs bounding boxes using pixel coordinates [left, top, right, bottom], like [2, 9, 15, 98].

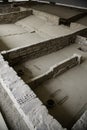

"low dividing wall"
[0, 54, 66, 130]
[28, 54, 82, 88]
[0, 10, 32, 24]
[2, 28, 87, 66]
[0, 6, 20, 13]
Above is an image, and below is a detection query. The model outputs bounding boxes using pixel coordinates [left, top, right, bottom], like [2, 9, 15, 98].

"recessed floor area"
[13, 42, 87, 128]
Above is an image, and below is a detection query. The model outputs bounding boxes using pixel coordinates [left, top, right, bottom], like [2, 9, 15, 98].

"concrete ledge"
[2, 28, 87, 65]
[0, 10, 32, 24]
[59, 12, 87, 26]
[28, 54, 83, 88]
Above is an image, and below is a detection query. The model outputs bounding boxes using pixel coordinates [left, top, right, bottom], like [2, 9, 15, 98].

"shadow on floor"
[0, 39, 9, 51]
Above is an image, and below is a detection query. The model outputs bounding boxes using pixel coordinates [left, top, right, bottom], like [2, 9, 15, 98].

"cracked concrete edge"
[0, 54, 66, 130]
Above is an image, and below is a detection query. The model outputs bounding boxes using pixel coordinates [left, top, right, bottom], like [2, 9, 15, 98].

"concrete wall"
[28, 54, 82, 88]
[0, 54, 66, 130]
[2, 28, 87, 66]
[0, 10, 32, 24]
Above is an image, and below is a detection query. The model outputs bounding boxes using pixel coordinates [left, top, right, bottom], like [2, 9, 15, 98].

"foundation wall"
[0, 6, 20, 13]
[0, 10, 32, 24]
[2, 28, 87, 66]
[29, 55, 81, 88]
[0, 54, 66, 130]
[0, 83, 31, 130]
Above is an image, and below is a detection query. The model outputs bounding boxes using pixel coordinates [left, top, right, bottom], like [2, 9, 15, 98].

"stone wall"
[2, 28, 87, 66]
[0, 54, 66, 130]
[0, 10, 32, 24]
[0, 6, 20, 13]
[28, 54, 82, 88]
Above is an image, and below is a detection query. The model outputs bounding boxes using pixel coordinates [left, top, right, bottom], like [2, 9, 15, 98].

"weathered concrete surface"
[72, 111, 87, 130]
[0, 112, 8, 130]
[0, 54, 66, 130]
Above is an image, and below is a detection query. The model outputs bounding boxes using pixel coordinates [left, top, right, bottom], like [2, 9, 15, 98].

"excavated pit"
[0, 3, 87, 130]
[8, 42, 87, 128]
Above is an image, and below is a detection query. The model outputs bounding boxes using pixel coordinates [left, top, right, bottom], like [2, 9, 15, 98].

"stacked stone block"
[2, 28, 87, 66]
[0, 10, 32, 24]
